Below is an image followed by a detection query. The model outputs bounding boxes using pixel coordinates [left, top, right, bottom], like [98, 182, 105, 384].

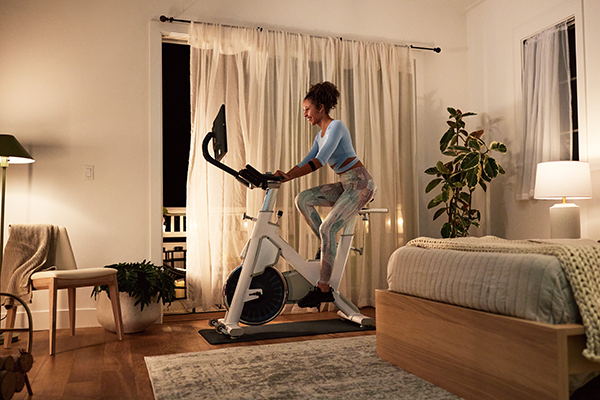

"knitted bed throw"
[407, 235, 600, 363]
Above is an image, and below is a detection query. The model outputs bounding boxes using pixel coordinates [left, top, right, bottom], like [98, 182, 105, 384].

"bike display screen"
[211, 104, 227, 162]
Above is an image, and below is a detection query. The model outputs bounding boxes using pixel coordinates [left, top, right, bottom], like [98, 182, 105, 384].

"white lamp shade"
[534, 161, 592, 200]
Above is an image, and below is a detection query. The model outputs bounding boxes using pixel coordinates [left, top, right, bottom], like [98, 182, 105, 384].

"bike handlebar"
[202, 132, 283, 190]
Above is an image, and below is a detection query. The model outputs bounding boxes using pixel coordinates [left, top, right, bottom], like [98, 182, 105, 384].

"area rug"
[198, 318, 376, 344]
[145, 335, 461, 400]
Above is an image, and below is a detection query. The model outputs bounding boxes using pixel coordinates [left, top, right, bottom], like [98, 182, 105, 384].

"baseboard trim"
[12, 308, 102, 331]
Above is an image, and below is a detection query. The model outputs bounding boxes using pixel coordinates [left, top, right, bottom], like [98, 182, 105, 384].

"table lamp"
[0, 134, 35, 283]
[534, 161, 592, 238]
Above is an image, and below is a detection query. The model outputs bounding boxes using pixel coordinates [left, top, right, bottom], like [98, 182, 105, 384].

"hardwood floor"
[4, 308, 375, 400]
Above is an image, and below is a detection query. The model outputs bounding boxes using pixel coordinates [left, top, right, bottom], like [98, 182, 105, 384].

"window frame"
[150, 21, 190, 267]
[513, 1, 587, 164]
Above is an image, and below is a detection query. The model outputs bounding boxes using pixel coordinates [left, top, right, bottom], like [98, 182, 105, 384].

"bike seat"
[359, 198, 375, 212]
[359, 199, 388, 215]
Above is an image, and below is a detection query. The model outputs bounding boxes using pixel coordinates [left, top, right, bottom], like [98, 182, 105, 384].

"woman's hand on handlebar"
[274, 170, 292, 183]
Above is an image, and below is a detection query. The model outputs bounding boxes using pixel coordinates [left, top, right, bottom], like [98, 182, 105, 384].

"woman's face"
[302, 99, 324, 126]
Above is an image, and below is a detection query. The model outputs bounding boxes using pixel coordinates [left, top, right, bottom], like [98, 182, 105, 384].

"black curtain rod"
[410, 45, 442, 53]
[159, 15, 441, 53]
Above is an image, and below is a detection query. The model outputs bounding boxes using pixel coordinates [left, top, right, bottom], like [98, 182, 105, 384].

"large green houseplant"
[425, 108, 507, 238]
[92, 260, 176, 311]
[92, 260, 176, 333]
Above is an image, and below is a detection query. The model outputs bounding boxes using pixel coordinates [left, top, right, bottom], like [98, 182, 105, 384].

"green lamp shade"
[0, 134, 34, 164]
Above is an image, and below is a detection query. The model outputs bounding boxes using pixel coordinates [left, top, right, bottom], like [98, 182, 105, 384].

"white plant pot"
[96, 291, 161, 334]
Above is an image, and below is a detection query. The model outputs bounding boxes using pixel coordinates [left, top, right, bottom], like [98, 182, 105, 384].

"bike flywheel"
[223, 266, 288, 325]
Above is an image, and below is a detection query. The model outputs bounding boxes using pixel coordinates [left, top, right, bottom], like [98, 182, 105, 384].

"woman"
[274, 81, 376, 308]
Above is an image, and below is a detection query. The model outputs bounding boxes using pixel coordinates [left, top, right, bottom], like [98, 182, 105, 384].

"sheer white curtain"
[186, 22, 416, 311]
[517, 21, 572, 200]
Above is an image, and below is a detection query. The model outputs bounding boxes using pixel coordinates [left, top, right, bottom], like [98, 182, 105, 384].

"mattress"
[386, 245, 580, 324]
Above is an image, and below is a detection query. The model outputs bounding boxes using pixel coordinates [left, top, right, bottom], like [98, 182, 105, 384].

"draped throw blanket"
[1, 224, 59, 301]
[407, 236, 600, 363]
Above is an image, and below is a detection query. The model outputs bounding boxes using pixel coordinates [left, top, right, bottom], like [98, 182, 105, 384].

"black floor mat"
[199, 318, 375, 345]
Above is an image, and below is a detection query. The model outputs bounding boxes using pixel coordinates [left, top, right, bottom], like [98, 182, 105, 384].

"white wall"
[581, 0, 600, 239]
[0, 0, 468, 329]
[466, 0, 600, 240]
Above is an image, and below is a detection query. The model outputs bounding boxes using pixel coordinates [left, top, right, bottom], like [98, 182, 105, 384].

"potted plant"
[92, 260, 176, 333]
[425, 108, 507, 238]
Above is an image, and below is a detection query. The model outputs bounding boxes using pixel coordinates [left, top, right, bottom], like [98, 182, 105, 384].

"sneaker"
[298, 287, 334, 308]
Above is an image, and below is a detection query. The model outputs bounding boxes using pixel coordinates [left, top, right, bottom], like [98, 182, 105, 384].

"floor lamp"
[0, 134, 35, 281]
[534, 161, 592, 239]
[0, 134, 35, 353]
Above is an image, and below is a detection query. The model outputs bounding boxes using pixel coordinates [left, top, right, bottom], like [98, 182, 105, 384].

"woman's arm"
[275, 158, 322, 182]
[275, 134, 323, 182]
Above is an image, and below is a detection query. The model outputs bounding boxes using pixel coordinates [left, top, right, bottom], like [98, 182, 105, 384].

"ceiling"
[443, 0, 484, 12]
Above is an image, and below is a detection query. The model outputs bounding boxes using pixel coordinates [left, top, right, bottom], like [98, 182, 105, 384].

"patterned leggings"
[295, 167, 376, 284]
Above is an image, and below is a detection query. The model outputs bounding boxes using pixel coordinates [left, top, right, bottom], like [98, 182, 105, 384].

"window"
[517, 18, 576, 199]
[162, 42, 191, 208]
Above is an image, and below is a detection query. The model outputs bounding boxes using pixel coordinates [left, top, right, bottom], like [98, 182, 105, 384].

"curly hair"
[304, 81, 340, 114]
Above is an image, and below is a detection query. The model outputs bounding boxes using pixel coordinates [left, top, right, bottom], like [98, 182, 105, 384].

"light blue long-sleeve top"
[297, 120, 359, 174]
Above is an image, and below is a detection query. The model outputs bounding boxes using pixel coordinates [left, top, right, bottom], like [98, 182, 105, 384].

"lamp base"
[549, 203, 581, 239]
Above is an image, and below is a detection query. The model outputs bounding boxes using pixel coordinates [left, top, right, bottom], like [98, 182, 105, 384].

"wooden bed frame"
[376, 289, 600, 400]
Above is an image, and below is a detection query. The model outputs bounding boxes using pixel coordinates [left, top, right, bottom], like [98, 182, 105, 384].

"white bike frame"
[217, 182, 387, 338]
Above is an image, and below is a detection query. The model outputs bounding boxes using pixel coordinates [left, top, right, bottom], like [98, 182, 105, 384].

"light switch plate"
[84, 165, 94, 180]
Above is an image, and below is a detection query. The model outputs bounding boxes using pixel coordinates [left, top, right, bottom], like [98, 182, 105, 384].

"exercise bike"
[204, 105, 387, 338]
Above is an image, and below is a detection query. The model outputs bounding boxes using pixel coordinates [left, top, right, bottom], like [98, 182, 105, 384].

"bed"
[376, 236, 600, 400]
